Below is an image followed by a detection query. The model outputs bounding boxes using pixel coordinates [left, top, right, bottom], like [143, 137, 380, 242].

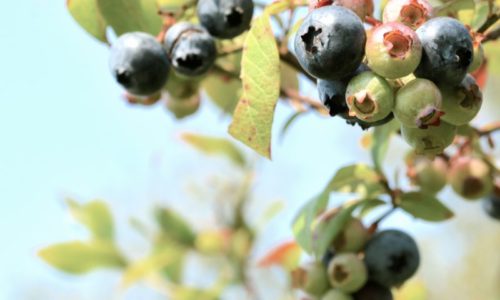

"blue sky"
[2, 1, 500, 299]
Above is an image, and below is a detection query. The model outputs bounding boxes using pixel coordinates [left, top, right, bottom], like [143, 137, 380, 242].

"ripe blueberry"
[401, 121, 456, 155]
[164, 22, 217, 77]
[327, 253, 368, 293]
[109, 32, 169, 96]
[332, 217, 369, 253]
[407, 156, 448, 194]
[366, 22, 422, 79]
[415, 17, 473, 86]
[363, 230, 420, 287]
[197, 0, 254, 39]
[322, 289, 354, 300]
[482, 186, 500, 220]
[294, 6, 366, 80]
[449, 156, 493, 200]
[394, 79, 443, 129]
[346, 71, 394, 122]
[318, 79, 349, 117]
[383, 0, 433, 29]
[439, 75, 482, 126]
[353, 281, 394, 300]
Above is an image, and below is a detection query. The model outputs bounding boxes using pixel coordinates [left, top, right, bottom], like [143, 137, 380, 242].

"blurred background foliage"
[0, 0, 499, 299]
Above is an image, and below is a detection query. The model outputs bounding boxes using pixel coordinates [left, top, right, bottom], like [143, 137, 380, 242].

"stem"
[478, 13, 499, 34]
[281, 88, 329, 114]
[478, 121, 500, 136]
[483, 25, 500, 42]
[370, 207, 398, 232]
[365, 16, 382, 27]
[218, 46, 244, 58]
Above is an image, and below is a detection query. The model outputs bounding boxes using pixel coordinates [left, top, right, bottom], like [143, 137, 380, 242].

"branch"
[281, 88, 329, 114]
[478, 13, 499, 34]
[483, 25, 500, 43]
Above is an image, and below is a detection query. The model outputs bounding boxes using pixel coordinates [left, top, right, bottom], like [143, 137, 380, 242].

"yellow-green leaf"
[399, 192, 454, 222]
[157, 0, 193, 14]
[181, 133, 246, 166]
[371, 119, 399, 172]
[325, 164, 385, 198]
[154, 207, 196, 246]
[39, 241, 126, 274]
[67, 0, 108, 43]
[228, 14, 280, 159]
[202, 74, 242, 114]
[66, 199, 114, 240]
[96, 0, 162, 36]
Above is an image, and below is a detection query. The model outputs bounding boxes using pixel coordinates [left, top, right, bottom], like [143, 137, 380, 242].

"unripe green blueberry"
[300, 262, 331, 297]
[332, 218, 369, 253]
[439, 75, 482, 126]
[449, 156, 493, 200]
[394, 78, 443, 129]
[322, 289, 354, 300]
[383, 0, 433, 29]
[328, 253, 368, 293]
[408, 156, 448, 194]
[346, 71, 394, 122]
[401, 121, 456, 155]
[366, 22, 422, 79]
[166, 95, 200, 119]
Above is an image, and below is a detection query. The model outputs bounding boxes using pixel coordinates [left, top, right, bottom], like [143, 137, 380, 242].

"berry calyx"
[439, 75, 482, 126]
[328, 253, 368, 293]
[346, 71, 394, 122]
[449, 156, 493, 200]
[366, 22, 422, 79]
[394, 79, 443, 129]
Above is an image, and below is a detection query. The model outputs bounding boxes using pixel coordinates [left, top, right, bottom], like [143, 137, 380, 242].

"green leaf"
[66, 199, 114, 240]
[39, 241, 126, 274]
[228, 13, 281, 159]
[96, 0, 162, 36]
[202, 74, 242, 114]
[121, 245, 184, 286]
[325, 164, 385, 198]
[371, 119, 399, 172]
[154, 207, 196, 246]
[471, 2, 490, 30]
[292, 192, 330, 253]
[312, 199, 371, 257]
[157, 0, 193, 14]
[279, 111, 303, 141]
[67, 0, 108, 43]
[181, 133, 246, 166]
[399, 192, 454, 222]
[356, 199, 387, 217]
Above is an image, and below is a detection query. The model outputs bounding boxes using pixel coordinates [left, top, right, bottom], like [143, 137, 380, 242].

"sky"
[1, 1, 500, 300]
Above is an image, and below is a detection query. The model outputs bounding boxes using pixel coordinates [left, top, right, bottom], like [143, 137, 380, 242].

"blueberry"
[394, 79, 443, 129]
[415, 17, 473, 86]
[197, 0, 254, 39]
[322, 248, 336, 268]
[363, 230, 420, 287]
[327, 253, 368, 293]
[439, 74, 482, 126]
[449, 156, 493, 200]
[401, 121, 456, 155]
[482, 189, 500, 220]
[109, 32, 169, 96]
[346, 71, 394, 122]
[322, 289, 354, 300]
[294, 6, 366, 80]
[318, 79, 349, 117]
[164, 22, 217, 77]
[353, 281, 393, 300]
[299, 262, 331, 297]
[383, 0, 433, 29]
[366, 22, 422, 79]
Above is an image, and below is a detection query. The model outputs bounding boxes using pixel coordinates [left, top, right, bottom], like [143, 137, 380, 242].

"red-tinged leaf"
[471, 60, 488, 89]
[257, 241, 301, 270]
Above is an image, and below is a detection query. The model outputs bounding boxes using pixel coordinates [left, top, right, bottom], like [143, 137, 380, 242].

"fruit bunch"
[296, 0, 485, 155]
[295, 217, 419, 300]
[108, 0, 254, 107]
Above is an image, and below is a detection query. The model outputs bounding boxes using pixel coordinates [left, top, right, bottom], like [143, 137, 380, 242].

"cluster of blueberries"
[108, 0, 254, 97]
[297, 0, 484, 155]
[298, 220, 419, 300]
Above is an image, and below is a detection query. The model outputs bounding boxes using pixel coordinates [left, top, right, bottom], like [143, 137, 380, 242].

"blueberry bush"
[41, 0, 500, 299]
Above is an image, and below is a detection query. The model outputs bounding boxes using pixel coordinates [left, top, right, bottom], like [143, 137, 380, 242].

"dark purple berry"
[197, 0, 254, 39]
[353, 281, 393, 300]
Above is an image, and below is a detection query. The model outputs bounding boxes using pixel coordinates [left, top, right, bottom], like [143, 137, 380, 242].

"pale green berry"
[332, 218, 369, 253]
[401, 121, 456, 155]
[328, 253, 368, 293]
[439, 75, 482, 126]
[321, 289, 354, 300]
[449, 156, 493, 200]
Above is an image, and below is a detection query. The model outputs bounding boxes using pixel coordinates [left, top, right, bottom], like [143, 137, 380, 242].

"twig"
[369, 207, 398, 232]
[478, 13, 499, 33]
[281, 88, 329, 114]
[477, 121, 500, 136]
[483, 25, 500, 43]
